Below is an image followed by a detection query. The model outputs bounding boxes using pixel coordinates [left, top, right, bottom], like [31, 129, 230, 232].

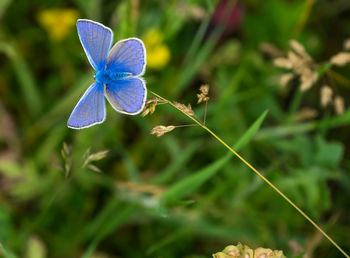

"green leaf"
[160, 154, 230, 204]
[314, 136, 343, 168]
[233, 110, 269, 150]
[0, 243, 17, 258]
[82, 204, 138, 258]
[160, 110, 269, 204]
[153, 141, 200, 184]
[0, 42, 42, 116]
[146, 228, 189, 255]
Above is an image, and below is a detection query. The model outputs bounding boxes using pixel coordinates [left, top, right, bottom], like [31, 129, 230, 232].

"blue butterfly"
[68, 19, 147, 129]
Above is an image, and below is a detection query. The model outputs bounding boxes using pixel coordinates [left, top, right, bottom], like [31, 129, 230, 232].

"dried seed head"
[287, 51, 306, 75]
[259, 42, 283, 57]
[330, 52, 350, 67]
[146, 97, 161, 105]
[290, 40, 305, 54]
[293, 107, 318, 122]
[87, 150, 109, 162]
[82, 150, 109, 168]
[273, 57, 293, 69]
[142, 97, 162, 117]
[197, 84, 210, 103]
[320, 85, 333, 107]
[279, 73, 294, 88]
[213, 243, 286, 258]
[87, 164, 102, 173]
[344, 39, 350, 51]
[173, 102, 195, 116]
[289, 40, 312, 61]
[151, 125, 176, 137]
[116, 181, 165, 196]
[300, 71, 318, 91]
[334, 96, 345, 115]
[61, 142, 71, 160]
[141, 108, 150, 117]
[200, 84, 209, 95]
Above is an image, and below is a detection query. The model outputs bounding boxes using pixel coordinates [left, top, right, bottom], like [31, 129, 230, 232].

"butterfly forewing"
[69, 20, 147, 129]
[107, 38, 146, 76]
[68, 82, 106, 129]
[105, 77, 146, 115]
[77, 19, 113, 71]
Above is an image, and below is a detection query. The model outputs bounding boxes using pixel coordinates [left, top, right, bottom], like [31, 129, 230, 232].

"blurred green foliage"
[0, 0, 350, 257]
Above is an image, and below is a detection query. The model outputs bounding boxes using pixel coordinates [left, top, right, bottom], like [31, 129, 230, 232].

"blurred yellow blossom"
[143, 29, 170, 69]
[37, 9, 79, 41]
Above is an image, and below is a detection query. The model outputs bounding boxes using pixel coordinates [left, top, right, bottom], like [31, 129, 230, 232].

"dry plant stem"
[329, 70, 350, 89]
[204, 101, 208, 126]
[292, 0, 315, 38]
[148, 89, 350, 258]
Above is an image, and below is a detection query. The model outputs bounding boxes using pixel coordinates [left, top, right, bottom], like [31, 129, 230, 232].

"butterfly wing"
[68, 82, 106, 129]
[77, 19, 113, 71]
[105, 77, 146, 115]
[106, 38, 146, 76]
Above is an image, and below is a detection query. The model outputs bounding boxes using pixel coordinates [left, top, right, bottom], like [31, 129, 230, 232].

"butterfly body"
[94, 70, 132, 84]
[67, 19, 147, 129]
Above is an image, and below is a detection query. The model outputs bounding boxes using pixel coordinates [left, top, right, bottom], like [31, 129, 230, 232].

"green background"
[0, 0, 350, 257]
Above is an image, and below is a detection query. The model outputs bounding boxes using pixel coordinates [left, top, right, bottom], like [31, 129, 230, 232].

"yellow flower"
[37, 9, 79, 41]
[143, 29, 170, 69]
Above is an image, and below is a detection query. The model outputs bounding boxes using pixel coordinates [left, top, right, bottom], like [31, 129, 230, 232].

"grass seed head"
[142, 97, 162, 116]
[293, 107, 318, 122]
[300, 71, 318, 91]
[343, 38, 350, 51]
[290, 39, 312, 61]
[334, 96, 345, 115]
[279, 73, 294, 88]
[197, 84, 210, 103]
[174, 102, 195, 116]
[151, 125, 176, 137]
[87, 164, 102, 173]
[82, 150, 109, 168]
[330, 52, 350, 67]
[321, 85, 333, 107]
[260, 42, 284, 58]
[273, 57, 293, 69]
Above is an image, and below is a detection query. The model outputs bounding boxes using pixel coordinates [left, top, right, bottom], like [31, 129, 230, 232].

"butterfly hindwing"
[77, 19, 113, 71]
[107, 38, 146, 76]
[104, 77, 146, 115]
[69, 20, 147, 129]
[68, 82, 106, 129]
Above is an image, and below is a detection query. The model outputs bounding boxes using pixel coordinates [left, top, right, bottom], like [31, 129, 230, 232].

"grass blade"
[0, 42, 42, 116]
[159, 109, 269, 204]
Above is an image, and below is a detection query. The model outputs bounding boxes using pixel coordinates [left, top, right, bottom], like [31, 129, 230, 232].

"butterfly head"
[94, 70, 109, 84]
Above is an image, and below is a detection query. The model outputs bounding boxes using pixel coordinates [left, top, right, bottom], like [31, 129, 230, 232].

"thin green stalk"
[287, 89, 304, 123]
[148, 89, 349, 258]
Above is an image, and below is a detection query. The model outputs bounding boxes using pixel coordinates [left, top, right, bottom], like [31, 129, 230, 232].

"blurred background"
[1, 0, 350, 257]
